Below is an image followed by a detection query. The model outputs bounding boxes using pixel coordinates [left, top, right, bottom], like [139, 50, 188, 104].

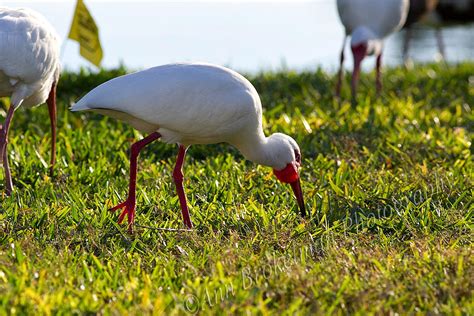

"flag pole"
[60, 0, 78, 64]
[59, 37, 68, 63]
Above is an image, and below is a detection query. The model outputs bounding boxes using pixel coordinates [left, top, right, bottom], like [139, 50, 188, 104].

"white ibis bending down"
[403, 0, 444, 63]
[0, 7, 60, 195]
[71, 63, 306, 230]
[335, 0, 410, 101]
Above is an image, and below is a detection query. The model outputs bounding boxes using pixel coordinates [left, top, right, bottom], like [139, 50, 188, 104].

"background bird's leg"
[376, 53, 383, 97]
[109, 131, 161, 232]
[351, 61, 361, 106]
[335, 35, 347, 98]
[46, 81, 57, 177]
[435, 27, 446, 61]
[1, 106, 15, 195]
[173, 145, 193, 229]
[403, 27, 412, 64]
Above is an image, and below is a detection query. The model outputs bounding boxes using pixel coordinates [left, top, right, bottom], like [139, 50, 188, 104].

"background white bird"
[71, 62, 306, 231]
[0, 7, 60, 195]
[403, 0, 445, 63]
[335, 0, 410, 102]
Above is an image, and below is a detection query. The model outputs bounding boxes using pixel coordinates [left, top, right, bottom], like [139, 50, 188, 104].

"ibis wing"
[72, 63, 263, 144]
[0, 8, 60, 89]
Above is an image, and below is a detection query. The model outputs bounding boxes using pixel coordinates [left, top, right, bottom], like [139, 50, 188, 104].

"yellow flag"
[68, 0, 103, 67]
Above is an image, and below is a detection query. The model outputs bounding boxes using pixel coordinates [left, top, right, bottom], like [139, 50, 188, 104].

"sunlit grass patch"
[0, 63, 472, 314]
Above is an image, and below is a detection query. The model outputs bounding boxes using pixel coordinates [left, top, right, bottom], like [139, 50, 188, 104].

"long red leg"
[173, 145, 193, 228]
[46, 81, 57, 177]
[1, 106, 15, 195]
[335, 35, 347, 98]
[109, 132, 161, 232]
[2, 136, 13, 195]
[376, 53, 383, 97]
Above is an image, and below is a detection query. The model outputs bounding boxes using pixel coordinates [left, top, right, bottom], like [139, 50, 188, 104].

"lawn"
[0, 62, 472, 314]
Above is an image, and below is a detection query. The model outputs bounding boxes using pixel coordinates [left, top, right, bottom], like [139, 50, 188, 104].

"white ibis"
[71, 63, 306, 230]
[335, 0, 410, 101]
[403, 0, 445, 63]
[0, 7, 60, 195]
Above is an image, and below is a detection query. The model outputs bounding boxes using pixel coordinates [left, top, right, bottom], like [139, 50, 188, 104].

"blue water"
[5, 1, 474, 73]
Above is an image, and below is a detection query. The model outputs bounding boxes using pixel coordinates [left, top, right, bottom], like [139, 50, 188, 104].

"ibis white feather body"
[0, 7, 60, 196]
[72, 63, 302, 170]
[73, 63, 264, 145]
[337, 0, 409, 46]
[0, 7, 60, 108]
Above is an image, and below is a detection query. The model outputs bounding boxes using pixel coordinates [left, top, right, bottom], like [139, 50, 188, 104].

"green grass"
[0, 62, 473, 314]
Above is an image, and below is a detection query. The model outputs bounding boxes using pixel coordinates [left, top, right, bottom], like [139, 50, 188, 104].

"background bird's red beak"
[351, 42, 367, 102]
[273, 162, 307, 217]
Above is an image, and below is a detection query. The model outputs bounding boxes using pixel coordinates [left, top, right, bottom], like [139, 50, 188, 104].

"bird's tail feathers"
[70, 100, 91, 112]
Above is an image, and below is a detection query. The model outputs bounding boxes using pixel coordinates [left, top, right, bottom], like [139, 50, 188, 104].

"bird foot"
[109, 197, 136, 232]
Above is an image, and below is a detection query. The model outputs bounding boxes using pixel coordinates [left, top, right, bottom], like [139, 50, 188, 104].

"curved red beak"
[273, 162, 307, 217]
[290, 178, 306, 217]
